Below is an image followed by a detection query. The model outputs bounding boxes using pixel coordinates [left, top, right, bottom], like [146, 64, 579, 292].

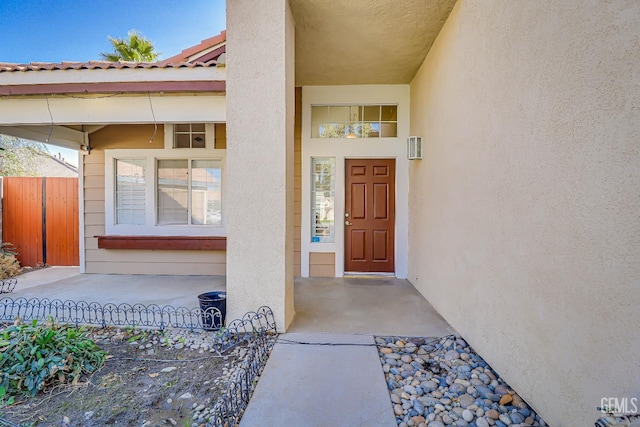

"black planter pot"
[197, 291, 227, 331]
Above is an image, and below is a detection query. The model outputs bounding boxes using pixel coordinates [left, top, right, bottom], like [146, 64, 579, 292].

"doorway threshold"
[344, 272, 396, 278]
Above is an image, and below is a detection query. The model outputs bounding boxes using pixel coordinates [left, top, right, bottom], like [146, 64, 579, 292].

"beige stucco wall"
[409, 1, 640, 426]
[226, 0, 296, 330]
[83, 127, 226, 275]
[212, 100, 300, 276]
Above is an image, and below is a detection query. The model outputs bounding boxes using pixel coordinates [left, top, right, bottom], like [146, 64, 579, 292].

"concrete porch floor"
[6, 267, 225, 309]
[7, 268, 454, 337]
[290, 276, 454, 337]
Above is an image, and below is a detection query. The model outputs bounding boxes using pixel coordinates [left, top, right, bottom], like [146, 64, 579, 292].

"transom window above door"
[311, 104, 398, 138]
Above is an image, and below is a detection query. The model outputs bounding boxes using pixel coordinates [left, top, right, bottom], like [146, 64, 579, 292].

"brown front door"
[345, 159, 395, 273]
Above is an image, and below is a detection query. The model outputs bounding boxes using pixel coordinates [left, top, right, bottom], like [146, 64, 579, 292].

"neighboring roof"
[161, 31, 226, 64]
[5, 151, 78, 177]
[39, 152, 78, 177]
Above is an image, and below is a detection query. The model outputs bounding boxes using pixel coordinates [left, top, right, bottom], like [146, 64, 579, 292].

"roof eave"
[0, 80, 226, 96]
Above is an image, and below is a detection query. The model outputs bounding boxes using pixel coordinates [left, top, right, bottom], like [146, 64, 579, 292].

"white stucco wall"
[226, 0, 295, 330]
[409, 1, 640, 426]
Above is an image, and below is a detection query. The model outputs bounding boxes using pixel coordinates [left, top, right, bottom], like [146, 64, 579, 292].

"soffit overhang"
[290, 0, 457, 85]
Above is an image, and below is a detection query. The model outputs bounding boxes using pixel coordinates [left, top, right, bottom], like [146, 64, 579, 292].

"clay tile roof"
[0, 60, 217, 73]
[0, 30, 226, 74]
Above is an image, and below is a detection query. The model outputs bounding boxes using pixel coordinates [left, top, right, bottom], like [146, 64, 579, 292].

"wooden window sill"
[95, 236, 226, 251]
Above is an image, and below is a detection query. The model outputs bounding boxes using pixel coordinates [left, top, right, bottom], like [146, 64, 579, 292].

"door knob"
[345, 220, 352, 226]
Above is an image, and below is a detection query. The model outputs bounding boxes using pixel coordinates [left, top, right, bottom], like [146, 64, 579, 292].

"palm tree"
[100, 30, 161, 62]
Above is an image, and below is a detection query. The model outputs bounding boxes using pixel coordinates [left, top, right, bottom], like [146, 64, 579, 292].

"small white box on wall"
[407, 136, 423, 160]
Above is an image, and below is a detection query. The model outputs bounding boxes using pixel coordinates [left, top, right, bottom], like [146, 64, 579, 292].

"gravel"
[375, 335, 548, 427]
[89, 326, 250, 426]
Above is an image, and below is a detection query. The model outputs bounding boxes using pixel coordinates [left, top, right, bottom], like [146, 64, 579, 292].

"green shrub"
[0, 385, 14, 406]
[0, 319, 106, 398]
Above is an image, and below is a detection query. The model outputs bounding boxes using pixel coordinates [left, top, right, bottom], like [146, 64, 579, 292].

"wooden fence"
[2, 177, 79, 267]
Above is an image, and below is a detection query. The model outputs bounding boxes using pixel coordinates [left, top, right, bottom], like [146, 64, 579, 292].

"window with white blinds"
[115, 159, 146, 225]
[105, 148, 225, 237]
[191, 159, 222, 226]
[157, 159, 189, 225]
[157, 159, 222, 226]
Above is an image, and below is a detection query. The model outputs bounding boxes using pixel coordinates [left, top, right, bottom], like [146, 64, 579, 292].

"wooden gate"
[2, 177, 79, 267]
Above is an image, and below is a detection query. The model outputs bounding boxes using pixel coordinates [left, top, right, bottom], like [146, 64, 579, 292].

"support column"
[226, 0, 295, 330]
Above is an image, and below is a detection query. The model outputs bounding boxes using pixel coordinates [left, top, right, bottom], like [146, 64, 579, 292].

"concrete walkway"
[241, 333, 397, 426]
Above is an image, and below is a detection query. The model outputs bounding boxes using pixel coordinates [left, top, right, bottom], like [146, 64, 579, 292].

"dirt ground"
[1, 327, 242, 427]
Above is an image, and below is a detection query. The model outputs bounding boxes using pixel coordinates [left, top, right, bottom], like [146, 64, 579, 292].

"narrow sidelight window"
[311, 158, 335, 243]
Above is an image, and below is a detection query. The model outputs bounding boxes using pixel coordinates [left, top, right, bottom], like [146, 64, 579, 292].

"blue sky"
[0, 0, 226, 165]
[0, 0, 226, 64]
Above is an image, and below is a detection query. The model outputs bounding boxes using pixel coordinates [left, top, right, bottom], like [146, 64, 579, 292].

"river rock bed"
[375, 335, 548, 427]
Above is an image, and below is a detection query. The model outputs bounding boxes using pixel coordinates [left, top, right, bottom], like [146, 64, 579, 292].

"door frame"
[300, 85, 410, 278]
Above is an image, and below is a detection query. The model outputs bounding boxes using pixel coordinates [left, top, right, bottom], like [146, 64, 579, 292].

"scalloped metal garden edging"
[0, 278, 17, 294]
[0, 297, 277, 354]
[208, 328, 277, 426]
